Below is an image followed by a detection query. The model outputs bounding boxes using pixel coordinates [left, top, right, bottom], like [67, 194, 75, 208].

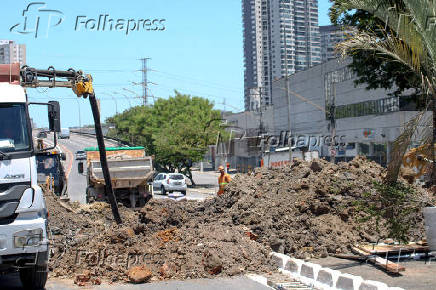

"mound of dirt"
[209, 156, 433, 259]
[47, 156, 433, 284]
[47, 194, 274, 283]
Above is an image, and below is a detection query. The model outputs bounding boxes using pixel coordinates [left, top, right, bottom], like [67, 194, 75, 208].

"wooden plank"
[352, 246, 405, 273]
[360, 243, 429, 255]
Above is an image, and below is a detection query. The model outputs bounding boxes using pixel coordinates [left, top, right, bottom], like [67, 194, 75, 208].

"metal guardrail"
[70, 130, 135, 147]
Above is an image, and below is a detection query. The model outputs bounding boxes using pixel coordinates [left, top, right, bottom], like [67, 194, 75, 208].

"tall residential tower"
[242, 0, 321, 111]
[0, 40, 26, 66]
[320, 25, 355, 63]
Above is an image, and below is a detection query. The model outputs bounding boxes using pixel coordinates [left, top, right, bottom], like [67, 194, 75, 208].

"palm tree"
[331, 0, 436, 185]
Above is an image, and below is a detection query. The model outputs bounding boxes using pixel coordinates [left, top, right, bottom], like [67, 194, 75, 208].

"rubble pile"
[47, 194, 274, 283]
[211, 156, 433, 259]
[47, 156, 433, 284]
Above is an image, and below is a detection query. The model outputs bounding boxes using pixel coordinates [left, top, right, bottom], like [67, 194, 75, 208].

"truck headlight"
[13, 229, 43, 248]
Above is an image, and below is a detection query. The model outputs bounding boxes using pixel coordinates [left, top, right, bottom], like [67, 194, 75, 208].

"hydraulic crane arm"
[20, 66, 94, 98]
[20, 65, 122, 224]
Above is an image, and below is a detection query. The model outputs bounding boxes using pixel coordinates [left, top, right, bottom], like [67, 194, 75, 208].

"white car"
[75, 150, 86, 160]
[153, 173, 187, 195]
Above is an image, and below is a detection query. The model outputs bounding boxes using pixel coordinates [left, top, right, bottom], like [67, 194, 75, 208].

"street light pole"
[76, 99, 82, 133]
[283, 27, 292, 165]
[111, 96, 118, 114]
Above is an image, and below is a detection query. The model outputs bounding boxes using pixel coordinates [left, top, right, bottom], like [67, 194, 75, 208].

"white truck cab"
[0, 81, 59, 289]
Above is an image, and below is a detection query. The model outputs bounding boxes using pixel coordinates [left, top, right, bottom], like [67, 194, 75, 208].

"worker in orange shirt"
[217, 165, 232, 196]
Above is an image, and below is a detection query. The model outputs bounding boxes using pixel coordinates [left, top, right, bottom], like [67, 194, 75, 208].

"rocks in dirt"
[74, 270, 101, 287]
[310, 160, 323, 172]
[270, 238, 285, 254]
[202, 250, 223, 275]
[128, 265, 153, 283]
[400, 167, 416, 184]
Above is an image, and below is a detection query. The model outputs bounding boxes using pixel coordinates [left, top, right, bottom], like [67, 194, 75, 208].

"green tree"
[330, 0, 436, 185]
[107, 92, 224, 185]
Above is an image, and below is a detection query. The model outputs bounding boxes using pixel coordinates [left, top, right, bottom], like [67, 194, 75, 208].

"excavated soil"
[47, 156, 433, 284]
[47, 195, 274, 283]
[213, 157, 433, 259]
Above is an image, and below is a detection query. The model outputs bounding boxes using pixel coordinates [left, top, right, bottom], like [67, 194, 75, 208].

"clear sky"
[0, 0, 332, 128]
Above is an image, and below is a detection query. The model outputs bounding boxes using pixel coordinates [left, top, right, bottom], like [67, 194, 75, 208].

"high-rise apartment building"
[319, 25, 354, 63]
[0, 40, 26, 66]
[242, 0, 321, 111]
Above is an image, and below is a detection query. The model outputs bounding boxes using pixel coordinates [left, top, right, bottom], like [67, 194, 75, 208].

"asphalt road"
[0, 272, 271, 290]
[56, 133, 118, 204]
[55, 133, 221, 203]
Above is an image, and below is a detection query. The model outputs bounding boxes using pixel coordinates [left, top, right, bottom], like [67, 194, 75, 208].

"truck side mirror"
[48, 101, 61, 132]
[78, 162, 84, 174]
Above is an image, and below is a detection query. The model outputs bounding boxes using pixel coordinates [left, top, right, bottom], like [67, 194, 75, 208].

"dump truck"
[80, 146, 153, 207]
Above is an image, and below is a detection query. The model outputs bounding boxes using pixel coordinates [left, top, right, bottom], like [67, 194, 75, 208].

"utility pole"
[283, 27, 292, 164]
[329, 83, 337, 164]
[257, 87, 265, 135]
[140, 58, 151, 106]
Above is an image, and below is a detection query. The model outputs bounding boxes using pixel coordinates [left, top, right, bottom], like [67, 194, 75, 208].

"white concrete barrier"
[359, 280, 388, 290]
[270, 252, 401, 290]
[270, 252, 290, 269]
[336, 273, 363, 290]
[315, 268, 341, 289]
[284, 258, 304, 275]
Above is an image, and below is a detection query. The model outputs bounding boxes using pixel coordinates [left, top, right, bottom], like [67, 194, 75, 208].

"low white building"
[269, 57, 428, 166]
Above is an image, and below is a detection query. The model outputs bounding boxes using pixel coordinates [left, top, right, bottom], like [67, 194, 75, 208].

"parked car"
[152, 173, 187, 195]
[75, 150, 86, 160]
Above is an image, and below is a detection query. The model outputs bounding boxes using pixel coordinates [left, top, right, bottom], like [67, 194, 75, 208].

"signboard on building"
[363, 129, 376, 139]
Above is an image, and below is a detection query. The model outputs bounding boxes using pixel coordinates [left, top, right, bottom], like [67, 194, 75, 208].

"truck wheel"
[181, 191, 186, 196]
[19, 265, 48, 289]
[161, 186, 167, 195]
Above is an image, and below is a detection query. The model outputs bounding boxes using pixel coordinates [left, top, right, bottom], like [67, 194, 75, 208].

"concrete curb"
[270, 252, 404, 290]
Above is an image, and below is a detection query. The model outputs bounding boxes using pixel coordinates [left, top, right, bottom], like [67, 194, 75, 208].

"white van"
[59, 127, 70, 139]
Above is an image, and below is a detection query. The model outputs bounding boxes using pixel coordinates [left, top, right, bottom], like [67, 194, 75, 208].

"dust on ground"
[47, 156, 432, 284]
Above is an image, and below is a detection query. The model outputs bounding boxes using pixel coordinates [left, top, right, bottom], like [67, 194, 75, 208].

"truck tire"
[161, 186, 167, 195]
[181, 191, 186, 196]
[19, 265, 48, 289]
